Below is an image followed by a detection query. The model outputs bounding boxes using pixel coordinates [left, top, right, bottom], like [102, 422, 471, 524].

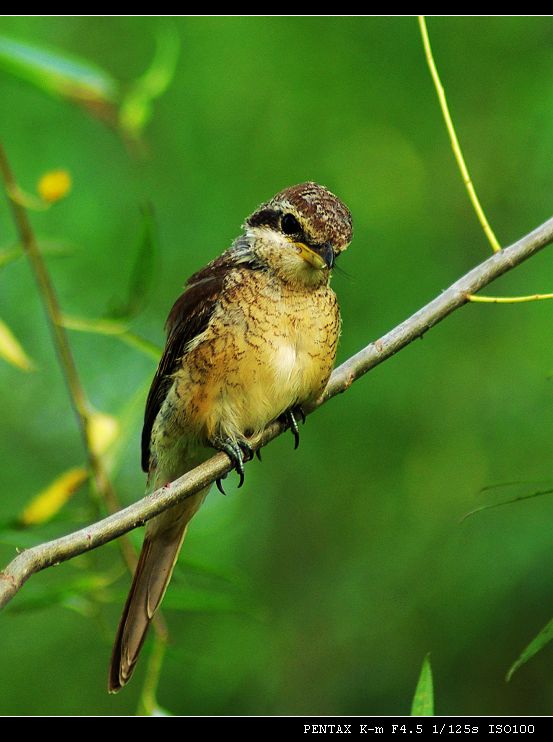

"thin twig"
[137, 633, 168, 715]
[0, 144, 91, 447]
[0, 143, 131, 553]
[2, 212, 553, 609]
[467, 293, 553, 304]
[459, 487, 553, 524]
[418, 16, 502, 254]
[0, 142, 167, 646]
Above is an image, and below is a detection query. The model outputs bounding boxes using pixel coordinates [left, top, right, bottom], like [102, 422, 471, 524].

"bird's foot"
[211, 435, 254, 493]
[281, 405, 306, 450]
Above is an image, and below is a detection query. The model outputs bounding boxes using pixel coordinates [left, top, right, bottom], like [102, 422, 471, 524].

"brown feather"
[108, 489, 209, 693]
[141, 274, 225, 471]
[141, 247, 265, 472]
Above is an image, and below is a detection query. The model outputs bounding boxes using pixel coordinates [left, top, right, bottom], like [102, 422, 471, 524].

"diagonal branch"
[1, 214, 553, 609]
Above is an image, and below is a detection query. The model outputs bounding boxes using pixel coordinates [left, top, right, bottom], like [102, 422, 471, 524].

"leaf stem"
[467, 293, 553, 304]
[418, 16, 501, 254]
[137, 632, 168, 715]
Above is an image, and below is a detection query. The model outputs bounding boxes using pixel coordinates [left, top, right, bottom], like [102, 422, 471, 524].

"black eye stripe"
[246, 208, 281, 230]
[281, 213, 301, 235]
[246, 209, 305, 240]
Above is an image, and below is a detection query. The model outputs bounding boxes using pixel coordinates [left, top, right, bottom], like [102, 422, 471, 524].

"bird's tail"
[108, 486, 209, 693]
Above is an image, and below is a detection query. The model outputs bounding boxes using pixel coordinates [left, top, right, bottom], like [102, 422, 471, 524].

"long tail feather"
[108, 487, 209, 692]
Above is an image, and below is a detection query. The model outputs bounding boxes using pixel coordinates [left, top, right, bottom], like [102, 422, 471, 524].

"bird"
[108, 181, 353, 692]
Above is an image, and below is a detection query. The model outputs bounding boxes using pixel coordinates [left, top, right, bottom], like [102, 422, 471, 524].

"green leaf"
[7, 573, 114, 614]
[103, 379, 152, 475]
[60, 313, 129, 336]
[0, 526, 53, 549]
[119, 24, 180, 138]
[174, 557, 246, 585]
[109, 203, 159, 320]
[0, 241, 75, 270]
[0, 246, 22, 269]
[461, 486, 553, 523]
[0, 34, 119, 105]
[0, 316, 35, 371]
[156, 586, 243, 614]
[60, 594, 97, 618]
[507, 618, 553, 681]
[87, 411, 120, 458]
[118, 331, 162, 361]
[149, 705, 173, 717]
[60, 313, 162, 361]
[411, 654, 434, 716]
[143, 582, 258, 617]
[19, 466, 89, 526]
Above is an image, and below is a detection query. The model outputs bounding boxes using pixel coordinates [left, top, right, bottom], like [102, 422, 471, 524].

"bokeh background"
[1, 16, 553, 716]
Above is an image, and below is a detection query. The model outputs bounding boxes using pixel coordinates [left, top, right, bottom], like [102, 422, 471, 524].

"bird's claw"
[282, 406, 306, 450]
[216, 474, 228, 496]
[212, 436, 253, 491]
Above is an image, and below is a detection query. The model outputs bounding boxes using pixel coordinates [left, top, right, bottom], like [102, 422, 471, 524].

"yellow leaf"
[20, 467, 89, 525]
[88, 411, 120, 456]
[37, 169, 72, 203]
[0, 317, 34, 371]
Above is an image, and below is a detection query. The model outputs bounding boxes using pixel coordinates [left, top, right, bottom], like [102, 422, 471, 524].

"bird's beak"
[295, 241, 335, 270]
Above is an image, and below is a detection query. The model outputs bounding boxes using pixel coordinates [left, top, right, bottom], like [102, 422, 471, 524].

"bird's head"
[244, 182, 353, 287]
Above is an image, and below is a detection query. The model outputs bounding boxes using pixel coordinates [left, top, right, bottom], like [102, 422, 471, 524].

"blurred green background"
[1, 16, 553, 716]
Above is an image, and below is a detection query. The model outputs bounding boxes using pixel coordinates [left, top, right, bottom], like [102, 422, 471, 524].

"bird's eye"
[281, 213, 301, 235]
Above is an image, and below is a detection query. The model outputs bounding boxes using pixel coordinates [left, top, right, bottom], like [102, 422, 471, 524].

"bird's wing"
[141, 240, 264, 472]
[141, 271, 226, 472]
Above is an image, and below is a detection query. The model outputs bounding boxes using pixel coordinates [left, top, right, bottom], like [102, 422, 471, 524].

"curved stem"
[418, 16, 502, 254]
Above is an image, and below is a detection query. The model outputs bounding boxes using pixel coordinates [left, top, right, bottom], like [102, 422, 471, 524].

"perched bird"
[108, 182, 353, 692]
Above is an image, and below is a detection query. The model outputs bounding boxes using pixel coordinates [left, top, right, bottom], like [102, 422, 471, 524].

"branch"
[2, 214, 553, 609]
[0, 142, 168, 639]
[0, 143, 124, 524]
[0, 144, 91, 446]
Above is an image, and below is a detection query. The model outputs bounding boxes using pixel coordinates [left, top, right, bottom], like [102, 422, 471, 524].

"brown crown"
[248, 182, 353, 253]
